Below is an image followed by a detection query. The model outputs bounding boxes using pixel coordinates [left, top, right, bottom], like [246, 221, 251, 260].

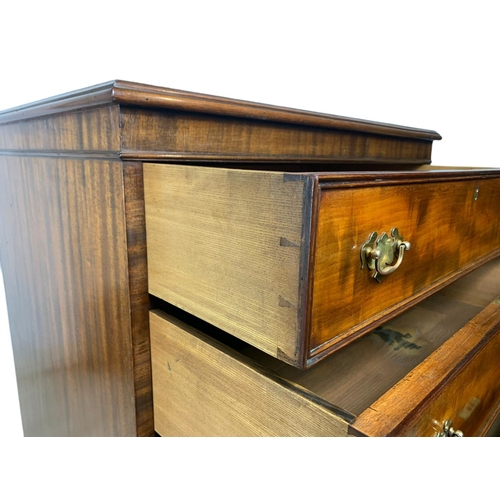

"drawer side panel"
[145, 165, 307, 364]
[150, 310, 348, 437]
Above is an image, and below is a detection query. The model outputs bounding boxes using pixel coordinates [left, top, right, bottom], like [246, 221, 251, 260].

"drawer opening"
[150, 256, 500, 436]
[243, 256, 500, 416]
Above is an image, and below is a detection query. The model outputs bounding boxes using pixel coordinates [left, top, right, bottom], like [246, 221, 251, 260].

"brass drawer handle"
[435, 419, 464, 437]
[360, 228, 411, 283]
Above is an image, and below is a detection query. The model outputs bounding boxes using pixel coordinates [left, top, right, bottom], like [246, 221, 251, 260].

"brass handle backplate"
[435, 419, 464, 437]
[360, 228, 411, 283]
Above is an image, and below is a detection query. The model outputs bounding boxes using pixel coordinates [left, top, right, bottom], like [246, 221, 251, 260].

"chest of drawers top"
[0, 79, 441, 165]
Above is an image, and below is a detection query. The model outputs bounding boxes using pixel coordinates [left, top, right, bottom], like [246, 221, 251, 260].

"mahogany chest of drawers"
[1, 80, 499, 436]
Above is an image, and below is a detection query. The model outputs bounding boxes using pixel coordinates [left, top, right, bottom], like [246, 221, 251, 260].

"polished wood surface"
[122, 161, 154, 436]
[0, 106, 120, 154]
[2, 80, 499, 437]
[0, 80, 440, 165]
[405, 323, 500, 437]
[351, 298, 500, 437]
[119, 107, 434, 164]
[112, 80, 441, 140]
[150, 310, 350, 437]
[485, 409, 500, 436]
[0, 80, 441, 140]
[0, 156, 152, 436]
[310, 174, 500, 358]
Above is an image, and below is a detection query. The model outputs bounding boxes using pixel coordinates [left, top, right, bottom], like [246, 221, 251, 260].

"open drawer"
[145, 164, 500, 368]
[150, 258, 500, 437]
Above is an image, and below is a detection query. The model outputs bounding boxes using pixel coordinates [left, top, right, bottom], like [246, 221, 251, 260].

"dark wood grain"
[484, 404, 500, 436]
[112, 80, 441, 140]
[4, 80, 499, 437]
[0, 80, 440, 165]
[0, 81, 116, 124]
[119, 107, 434, 164]
[313, 167, 500, 186]
[0, 105, 120, 154]
[149, 257, 500, 436]
[122, 161, 154, 437]
[0, 156, 146, 436]
[243, 257, 500, 418]
[143, 164, 500, 368]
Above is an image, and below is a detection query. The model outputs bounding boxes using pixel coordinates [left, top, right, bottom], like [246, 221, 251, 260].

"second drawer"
[144, 164, 500, 368]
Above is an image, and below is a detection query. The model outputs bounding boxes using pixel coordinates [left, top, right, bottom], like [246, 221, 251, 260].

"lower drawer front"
[351, 296, 500, 437]
[402, 323, 500, 437]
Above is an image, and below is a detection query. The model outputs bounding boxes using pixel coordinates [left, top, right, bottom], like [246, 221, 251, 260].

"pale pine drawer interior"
[151, 257, 500, 437]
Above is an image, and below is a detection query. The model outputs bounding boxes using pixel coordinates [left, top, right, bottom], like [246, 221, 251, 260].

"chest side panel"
[0, 156, 142, 436]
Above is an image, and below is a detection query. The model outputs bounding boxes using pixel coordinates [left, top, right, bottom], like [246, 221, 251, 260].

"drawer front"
[150, 310, 351, 437]
[310, 177, 500, 357]
[403, 322, 500, 437]
[350, 297, 500, 437]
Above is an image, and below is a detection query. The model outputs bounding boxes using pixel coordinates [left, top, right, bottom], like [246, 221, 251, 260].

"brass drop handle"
[360, 228, 411, 283]
[435, 419, 464, 437]
[369, 240, 411, 276]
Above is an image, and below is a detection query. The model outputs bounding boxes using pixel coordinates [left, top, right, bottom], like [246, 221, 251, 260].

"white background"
[0, 0, 497, 495]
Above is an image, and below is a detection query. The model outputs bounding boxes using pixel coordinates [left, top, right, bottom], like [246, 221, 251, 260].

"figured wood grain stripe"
[0, 156, 138, 436]
[122, 161, 154, 437]
[0, 80, 440, 141]
[150, 310, 349, 437]
[239, 257, 500, 421]
[113, 80, 440, 140]
[121, 108, 434, 163]
[0, 106, 120, 152]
